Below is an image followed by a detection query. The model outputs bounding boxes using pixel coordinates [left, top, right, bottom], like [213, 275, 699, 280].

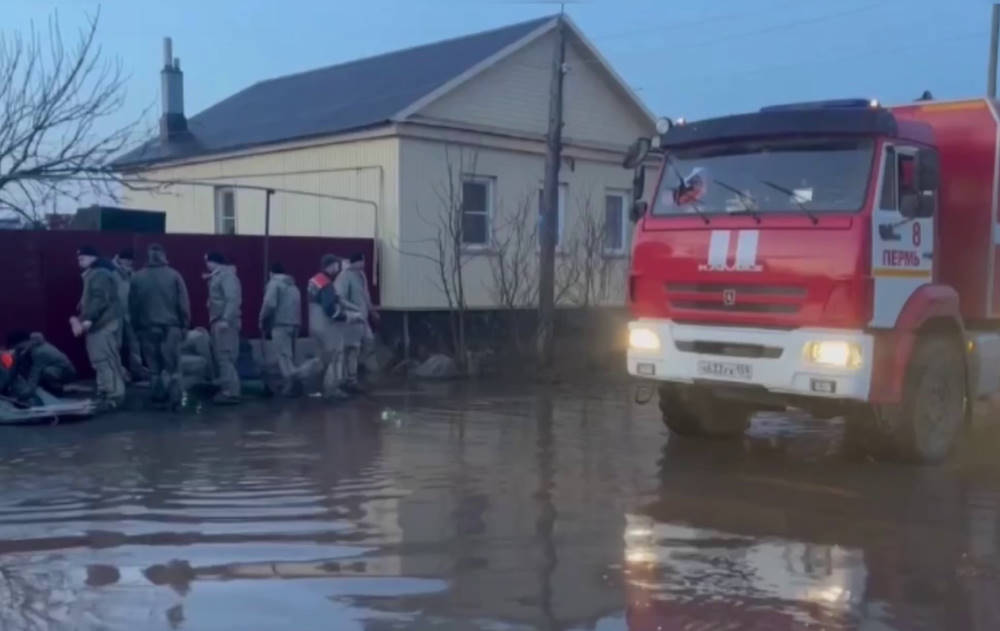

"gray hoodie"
[130, 248, 191, 330]
[259, 273, 301, 331]
[79, 259, 122, 331]
[334, 266, 372, 320]
[113, 261, 133, 323]
[207, 265, 242, 327]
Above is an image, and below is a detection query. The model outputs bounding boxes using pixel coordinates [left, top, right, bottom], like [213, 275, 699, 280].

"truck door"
[870, 145, 935, 328]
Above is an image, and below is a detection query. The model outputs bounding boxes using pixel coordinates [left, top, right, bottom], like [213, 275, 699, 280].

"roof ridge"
[112, 13, 566, 168]
[250, 14, 557, 89]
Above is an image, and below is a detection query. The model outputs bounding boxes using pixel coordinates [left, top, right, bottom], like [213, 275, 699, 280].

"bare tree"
[486, 191, 538, 352]
[400, 146, 480, 369]
[485, 188, 587, 353]
[568, 191, 615, 307]
[486, 189, 621, 354]
[554, 229, 583, 305]
[0, 9, 143, 225]
[488, 191, 538, 310]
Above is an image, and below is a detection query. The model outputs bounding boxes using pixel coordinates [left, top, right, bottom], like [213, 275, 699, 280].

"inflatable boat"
[0, 389, 95, 425]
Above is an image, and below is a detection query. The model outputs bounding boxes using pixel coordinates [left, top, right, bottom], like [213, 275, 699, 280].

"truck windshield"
[651, 137, 874, 216]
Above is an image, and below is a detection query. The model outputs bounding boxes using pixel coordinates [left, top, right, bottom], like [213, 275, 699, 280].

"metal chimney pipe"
[160, 36, 187, 142]
[163, 37, 172, 68]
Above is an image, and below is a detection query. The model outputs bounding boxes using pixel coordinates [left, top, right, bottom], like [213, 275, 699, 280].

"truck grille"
[665, 283, 807, 315]
[675, 340, 783, 359]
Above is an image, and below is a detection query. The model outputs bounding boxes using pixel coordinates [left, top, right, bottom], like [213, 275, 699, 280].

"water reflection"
[0, 384, 666, 630]
[624, 436, 1000, 630]
[0, 400, 436, 630]
[535, 393, 558, 631]
[359, 386, 659, 629]
[1, 384, 999, 629]
[624, 516, 867, 629]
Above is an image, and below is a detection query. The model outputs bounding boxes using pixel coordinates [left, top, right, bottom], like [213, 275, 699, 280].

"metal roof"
[114, 16, 555, 168]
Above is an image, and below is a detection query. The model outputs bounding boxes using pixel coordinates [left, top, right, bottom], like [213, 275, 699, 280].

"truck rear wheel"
[658, 384, 750, 439]
[845, 335, 966, 463]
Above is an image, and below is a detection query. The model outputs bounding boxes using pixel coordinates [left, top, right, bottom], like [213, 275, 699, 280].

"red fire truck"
[623, 98, 1000, 463]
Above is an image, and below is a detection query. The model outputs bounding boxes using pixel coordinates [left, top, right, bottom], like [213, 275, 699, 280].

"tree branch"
[0, 8, 146, 226]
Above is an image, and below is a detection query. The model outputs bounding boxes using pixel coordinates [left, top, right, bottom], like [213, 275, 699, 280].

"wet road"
[0, 381, 998, 630]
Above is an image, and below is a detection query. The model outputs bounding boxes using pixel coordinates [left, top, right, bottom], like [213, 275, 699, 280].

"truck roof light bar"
[760, 98, 881, 113]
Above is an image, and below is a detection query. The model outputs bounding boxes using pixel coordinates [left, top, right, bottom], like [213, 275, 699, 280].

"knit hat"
[77, 245, 99, 257]
[349, 252, 365, 263]
[205, 251, 226, 264]
[320, 254, 339, 269]
[147, 243, 167, 263]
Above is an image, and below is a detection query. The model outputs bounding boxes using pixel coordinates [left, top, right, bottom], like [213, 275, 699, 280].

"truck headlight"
[629, 327, 661, 351]
[805, 340, 862, 369]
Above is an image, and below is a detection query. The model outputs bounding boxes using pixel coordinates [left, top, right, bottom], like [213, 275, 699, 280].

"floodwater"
[0, 382, 998, 630]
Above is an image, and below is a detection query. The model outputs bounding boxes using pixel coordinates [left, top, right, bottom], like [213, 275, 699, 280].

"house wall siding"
[415, 30, 652, 148]
[120, 27, 658, 312]
[397, 136, 646, 310]
[122, 136, 404, 306]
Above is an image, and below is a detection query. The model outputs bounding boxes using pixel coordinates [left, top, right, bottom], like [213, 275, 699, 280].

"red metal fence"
[0, 230, 376, 373]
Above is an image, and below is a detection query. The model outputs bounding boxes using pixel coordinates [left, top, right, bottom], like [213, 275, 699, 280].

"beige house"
[116, 15, 656, 311]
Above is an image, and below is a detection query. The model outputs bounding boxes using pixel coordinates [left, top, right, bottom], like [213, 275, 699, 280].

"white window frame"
[214, 186, 237, 235]
[538, 183, 567, 248]
[460, 175, 494, 249]
[603, 190, 630, 257]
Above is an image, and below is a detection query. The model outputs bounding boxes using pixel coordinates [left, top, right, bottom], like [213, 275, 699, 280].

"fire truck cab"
[624, 98, 1000, 463]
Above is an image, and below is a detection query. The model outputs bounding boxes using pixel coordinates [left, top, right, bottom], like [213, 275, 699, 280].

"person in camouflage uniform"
[75, 245, 126, 409]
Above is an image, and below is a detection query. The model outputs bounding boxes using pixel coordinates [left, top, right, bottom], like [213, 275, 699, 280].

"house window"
[460, 177, 492, 247]
[537, 183, 567, 247]
[214, 187, 237, 235]
[603, 191, 629, 255]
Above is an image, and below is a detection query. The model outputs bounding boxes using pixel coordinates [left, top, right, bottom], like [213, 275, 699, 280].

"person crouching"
[4, 330, 76, 398]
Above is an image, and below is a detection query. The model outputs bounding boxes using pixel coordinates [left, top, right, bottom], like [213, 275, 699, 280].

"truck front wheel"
[658, 384, 751, 439]
[846, 335, 966, 463]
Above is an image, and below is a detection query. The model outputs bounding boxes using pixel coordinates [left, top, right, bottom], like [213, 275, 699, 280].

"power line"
[511, 2, 882, 72]
[586, 0, 804, 42]
[667, 29, 987, 84]
[505, 5, 985, 111]
[649, 30, 986, 120]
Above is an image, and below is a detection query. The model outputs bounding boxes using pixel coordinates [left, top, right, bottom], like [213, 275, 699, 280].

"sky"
[4, 0, 999, 147]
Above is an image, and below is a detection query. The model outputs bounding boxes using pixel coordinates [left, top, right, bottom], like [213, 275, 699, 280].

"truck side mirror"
[918, 149, 940, 190]
[900, 190, 935, 219]
[632, 167, 646, 201]
[623, 138, 651, 170]
[630, 200, 648, 223]
[900, 148, 938, 219]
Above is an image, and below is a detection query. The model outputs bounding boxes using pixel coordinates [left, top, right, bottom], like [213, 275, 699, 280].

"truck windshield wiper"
[667, 158, 710, 224]
[759, 179, 819, 225]
[687, 200, 710, 225]
[712, 179, 761, 223]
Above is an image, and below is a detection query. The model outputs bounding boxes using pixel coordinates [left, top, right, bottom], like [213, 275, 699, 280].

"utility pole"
[262, 188, 274, 282]
[537, 14, 566, 367]
[990, 3, 999, 98]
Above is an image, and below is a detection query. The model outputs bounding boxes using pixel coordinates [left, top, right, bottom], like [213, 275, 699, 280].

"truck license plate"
[697, 360, 752, 380]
